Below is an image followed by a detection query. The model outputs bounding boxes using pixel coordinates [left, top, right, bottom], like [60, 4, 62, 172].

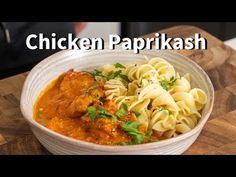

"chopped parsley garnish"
[91, 70, 106, 78]
[87, 106, 97, 121]
[112, 117, 118, 123]
[87, 106, 117, 122]
[115, 103, 127, 117]
[169, 76, 177, 86]
[107, 70, 129, 83]
[121, 103, 128, 110]
[116, 108, 127, 118]
[98, 107, 117, 123]
[114, 63, 126, 69]
[160, 80, 169, 90]
[160, 76, 177, 90]
[122, 121, 140, 131]
[128, 131, 147, 144]
[107, 70, 122, 80]
[121, 121, 148, 144]
[119, 74, 130, 82]
[132, 111, 141, 117]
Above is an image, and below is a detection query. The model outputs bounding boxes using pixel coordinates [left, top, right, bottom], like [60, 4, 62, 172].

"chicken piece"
[59, 70, 95, 98]
[66, 94, 93, 118]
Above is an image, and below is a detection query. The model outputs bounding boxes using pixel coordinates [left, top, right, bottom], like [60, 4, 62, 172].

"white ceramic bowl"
[20, 48, 214, 154]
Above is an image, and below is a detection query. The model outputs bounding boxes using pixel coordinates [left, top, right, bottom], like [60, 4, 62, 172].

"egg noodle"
[98, 57, 207, 138]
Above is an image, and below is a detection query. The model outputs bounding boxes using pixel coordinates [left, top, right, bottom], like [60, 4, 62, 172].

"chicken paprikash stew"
[34, 58, 207, 145]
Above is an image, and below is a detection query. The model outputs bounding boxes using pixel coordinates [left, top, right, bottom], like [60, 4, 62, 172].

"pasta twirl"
[169, 74, 191, 94]
[104, 78, 127, 100]
[100, 57, 207, 139]
[148, 57, 175, 81]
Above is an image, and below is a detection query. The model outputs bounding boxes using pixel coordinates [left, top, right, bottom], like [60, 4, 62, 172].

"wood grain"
[0, 134, 7, 145]
[1, 25, 236, 154]
[0, 135, 50, 155]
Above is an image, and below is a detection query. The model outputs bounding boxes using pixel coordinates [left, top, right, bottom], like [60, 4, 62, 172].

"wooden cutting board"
[0, 25, 236, 154]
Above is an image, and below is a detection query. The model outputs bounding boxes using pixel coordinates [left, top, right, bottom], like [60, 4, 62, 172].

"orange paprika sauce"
[34, 69, 140, 145]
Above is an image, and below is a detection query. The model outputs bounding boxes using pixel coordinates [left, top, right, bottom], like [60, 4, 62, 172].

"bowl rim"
[20, 48, 215, 151]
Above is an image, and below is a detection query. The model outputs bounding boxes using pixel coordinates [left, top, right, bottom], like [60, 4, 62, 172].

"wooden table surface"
[1, 25, 236, 155]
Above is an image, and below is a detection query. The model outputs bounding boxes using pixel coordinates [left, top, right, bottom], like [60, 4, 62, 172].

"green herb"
[111, 116, 118, 123]
[106, 69, 129, 83]
[121, 103, 128, 110]
[116, 141, 132, 145]
[170, 76, 174, 81]
[160, 80, 169, 90]
[132, 111, 141, 117]
[87, 106, 118, 122]
[160, 77, 177, 90]
[116, 103, 129, 118]
[84, 85, 99, 93]
[119, 74, 130, 82]
[160, 107, 173, 115]
[169, 76, 177, 86]
[129, 132, 147, 144]
[87, 106, 97, 121]
[91, 70, 105, 78]
[98, 107, 113, 117]
[107, 70, 122, 80]
[147, 129, 153, 137]
[98, 107, 117, 123]
[121, 121, 148, 144]
[122, 121, 140, 131]
[114, 63, 125, 69]
[116, 107, 127, 118]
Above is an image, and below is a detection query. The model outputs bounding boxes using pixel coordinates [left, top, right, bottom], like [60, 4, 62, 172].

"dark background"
[0, 22, 74, 79]
[122, 22, 236, 40]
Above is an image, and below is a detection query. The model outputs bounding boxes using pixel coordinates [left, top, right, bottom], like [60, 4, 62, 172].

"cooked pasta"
[100, 56, 207, 139]
[147, 57, 176, 81]
[104, 78, 127, 100]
